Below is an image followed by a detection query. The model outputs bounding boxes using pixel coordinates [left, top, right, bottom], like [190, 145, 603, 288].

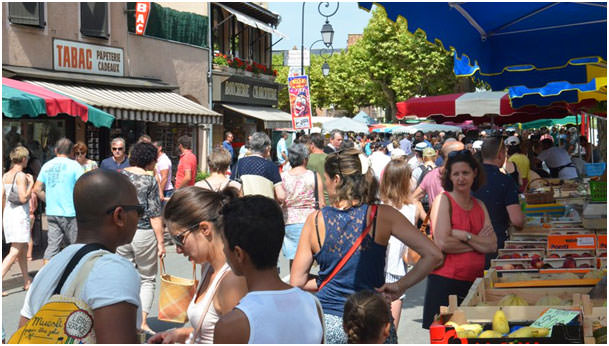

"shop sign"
[288, 75, 312, 130]
[218, 75, 278, 107]
[53, 39, 124, 77]
[135, 2, 151, 35]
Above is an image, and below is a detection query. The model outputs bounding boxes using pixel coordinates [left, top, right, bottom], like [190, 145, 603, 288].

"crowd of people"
[1, 123, 602, 343]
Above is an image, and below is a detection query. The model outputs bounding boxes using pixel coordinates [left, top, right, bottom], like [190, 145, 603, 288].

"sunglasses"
[171, 216, 219, 248]
[74, 151, 86, 156]
[112, 147, 125, 152]
[447, 149, 472, 158]
[105, 204, 145, 217]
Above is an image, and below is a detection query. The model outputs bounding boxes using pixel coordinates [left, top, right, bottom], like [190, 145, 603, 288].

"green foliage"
[274, 7, 465, 122]
[195, 170, 209, 182]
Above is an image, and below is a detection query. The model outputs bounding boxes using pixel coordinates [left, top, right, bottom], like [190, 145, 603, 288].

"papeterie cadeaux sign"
[53, 39, 124, 76]
[288, 75, 312, 130]
[135, 2, 151, 35]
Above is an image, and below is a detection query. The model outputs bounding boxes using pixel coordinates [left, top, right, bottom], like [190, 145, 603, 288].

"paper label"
[530, 308, 580, 336]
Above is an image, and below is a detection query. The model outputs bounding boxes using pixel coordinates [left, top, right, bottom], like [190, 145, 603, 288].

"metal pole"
[207, 2, 214, 172]
[301, 2, 305, 76]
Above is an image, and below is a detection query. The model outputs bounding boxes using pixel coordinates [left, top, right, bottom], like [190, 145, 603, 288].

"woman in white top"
[195, 147, 242, 193]
[2, 146, 34, 296]
[379, 158, 423, 329]
[149, 186, 247, 344]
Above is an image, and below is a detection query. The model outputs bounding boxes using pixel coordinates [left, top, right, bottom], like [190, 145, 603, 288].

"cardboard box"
[548, 234, 596, 250]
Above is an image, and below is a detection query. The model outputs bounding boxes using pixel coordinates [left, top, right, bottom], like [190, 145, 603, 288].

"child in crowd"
[343, 290, 391, 344]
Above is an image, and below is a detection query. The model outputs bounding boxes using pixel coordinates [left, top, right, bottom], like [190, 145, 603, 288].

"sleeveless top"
[281, 170, 316, 225]
[384, 203, 416, 277]
[185, 263, 231, 344]
[314, 204, 387, 317]
[431, 192, 486, 282]
[235, 287, 323, 344]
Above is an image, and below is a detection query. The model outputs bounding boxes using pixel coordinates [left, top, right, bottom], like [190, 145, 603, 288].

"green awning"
[519, 115, 578, 130]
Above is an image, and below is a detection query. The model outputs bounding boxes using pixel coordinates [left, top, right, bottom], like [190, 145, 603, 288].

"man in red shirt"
[175, 135, 197, 188]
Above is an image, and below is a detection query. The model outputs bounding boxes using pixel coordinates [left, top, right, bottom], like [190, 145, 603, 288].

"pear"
[492, 309, 510, 335]
[478, 330, 503, 338]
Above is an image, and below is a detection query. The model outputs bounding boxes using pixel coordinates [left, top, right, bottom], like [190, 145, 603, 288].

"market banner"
[288, 75, 312, 130]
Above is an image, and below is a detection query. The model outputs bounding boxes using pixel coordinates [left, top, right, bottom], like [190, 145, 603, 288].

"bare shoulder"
[214, 308, 250, 344]
[215, 271, 247, 314]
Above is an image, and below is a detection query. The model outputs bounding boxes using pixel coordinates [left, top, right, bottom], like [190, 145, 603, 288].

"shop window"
[3, 119, 67, 171]
[80, 2, 109, 38]
[212, 5, 226, 53]
[8, 2, 45, 27]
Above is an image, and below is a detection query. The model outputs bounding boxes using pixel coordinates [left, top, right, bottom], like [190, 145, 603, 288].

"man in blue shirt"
[223, 131, 235, 172]
[33, 138, 84, 263]
[100, 137, 130, 171]
[399, 135, 412, 156]
[276, 131, 288, 172]
[473, 136, 525, 269]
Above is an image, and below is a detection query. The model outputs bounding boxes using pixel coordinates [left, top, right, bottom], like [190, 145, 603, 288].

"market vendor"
[536, 138, 578, 179]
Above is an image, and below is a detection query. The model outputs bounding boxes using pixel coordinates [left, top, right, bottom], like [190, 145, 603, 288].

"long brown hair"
[379, 158, 414, 209]
[324, 149, 378, 206]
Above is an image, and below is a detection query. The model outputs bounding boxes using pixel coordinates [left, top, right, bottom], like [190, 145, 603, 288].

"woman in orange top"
[422, 149, 497, 329]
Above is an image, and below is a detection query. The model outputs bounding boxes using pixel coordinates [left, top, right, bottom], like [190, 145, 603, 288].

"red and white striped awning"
[395, 91, 599, 125]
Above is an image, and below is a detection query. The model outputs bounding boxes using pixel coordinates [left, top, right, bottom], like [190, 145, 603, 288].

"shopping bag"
[157, 257, 197, 323]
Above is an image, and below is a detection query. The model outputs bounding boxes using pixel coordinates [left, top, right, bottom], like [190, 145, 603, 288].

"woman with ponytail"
[343, 290, 391, 344]
[290, 149, 443, 344]
[149, 186, 247, 344]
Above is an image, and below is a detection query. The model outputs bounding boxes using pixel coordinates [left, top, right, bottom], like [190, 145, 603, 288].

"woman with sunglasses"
[116, 141, 165, 334]
[149, 186, 247, 344]
[421, 149, 497, 329]
[290, 149, 443, 344]
[73, 141, 98, 172]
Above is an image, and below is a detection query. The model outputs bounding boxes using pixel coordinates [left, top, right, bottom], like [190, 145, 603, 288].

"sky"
[268, 2, 373, 51]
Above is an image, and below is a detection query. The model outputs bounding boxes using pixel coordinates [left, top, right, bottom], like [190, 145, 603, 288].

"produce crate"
[585, 163, 607, 178]
[547, 234, 596, 250]
[497, 249, 546, 259]
[431, 301, 584, 343]
[491, 258, 540, 272]
[582, 295, 607, 344]
[458, 277, 593, 322]
[504, 240, 547, 250]
[598, 234, 607, 249]
[487, 268, 603, 288]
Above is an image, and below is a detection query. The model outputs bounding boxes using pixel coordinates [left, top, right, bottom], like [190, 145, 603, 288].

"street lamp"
[320, 20, 334, 47]
[322, 61, 330, 76]
[301, 2, 339, 76]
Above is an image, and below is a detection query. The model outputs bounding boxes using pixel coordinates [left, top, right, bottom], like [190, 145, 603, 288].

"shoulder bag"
[7, 172, 26, 205]
[158, 258, 198, 323]
[317, 205, 378, 292]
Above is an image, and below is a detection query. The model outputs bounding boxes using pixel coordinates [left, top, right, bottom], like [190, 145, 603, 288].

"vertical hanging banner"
[288, 75, 312, 130]
[135, 2, 151, 35]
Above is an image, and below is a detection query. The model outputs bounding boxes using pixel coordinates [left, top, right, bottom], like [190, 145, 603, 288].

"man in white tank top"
[214, 196, 324, 344]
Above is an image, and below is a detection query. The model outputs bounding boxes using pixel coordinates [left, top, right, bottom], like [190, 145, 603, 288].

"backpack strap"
[53, 243, 109, 295]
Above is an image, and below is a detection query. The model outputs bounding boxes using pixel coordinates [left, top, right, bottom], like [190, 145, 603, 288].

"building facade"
[3, 2, 219, 172]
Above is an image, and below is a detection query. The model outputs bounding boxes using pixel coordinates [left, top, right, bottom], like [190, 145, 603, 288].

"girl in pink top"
[422, 149, 497, 329]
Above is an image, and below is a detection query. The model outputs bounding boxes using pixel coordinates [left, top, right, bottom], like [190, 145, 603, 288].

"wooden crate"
[582, 295, 607, 344]
[486, 268, 602, 288]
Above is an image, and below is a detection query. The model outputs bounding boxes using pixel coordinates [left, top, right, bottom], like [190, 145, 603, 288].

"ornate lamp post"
[301, 2, 339, 75]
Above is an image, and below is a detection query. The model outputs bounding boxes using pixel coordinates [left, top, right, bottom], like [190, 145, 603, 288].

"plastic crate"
[585, 162, 606, 177]
[589, 181, 607, 202]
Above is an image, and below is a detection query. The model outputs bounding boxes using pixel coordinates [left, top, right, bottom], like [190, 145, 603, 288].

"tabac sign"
[53, 39, 124, 76]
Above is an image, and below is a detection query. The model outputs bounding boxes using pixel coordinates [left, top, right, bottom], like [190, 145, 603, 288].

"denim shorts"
[282, 223, 304, 260]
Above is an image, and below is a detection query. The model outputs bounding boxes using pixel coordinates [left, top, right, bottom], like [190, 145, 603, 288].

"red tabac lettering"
[86, 49, 92, 69]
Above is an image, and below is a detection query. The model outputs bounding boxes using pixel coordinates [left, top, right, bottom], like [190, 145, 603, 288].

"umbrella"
[518, 116, 579, 130]
[442, 120, 478, 131]
[353, 111, 378, 125]
[396, 91, 600, 125]
[359, 2, 607, 90]
[2, 78, 114, 128]
[322, 116, 370, 134]
[393, 123, 461, 134]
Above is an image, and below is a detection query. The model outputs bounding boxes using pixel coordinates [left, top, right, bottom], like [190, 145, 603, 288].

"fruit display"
[498, 294, 529, 306]
[583, 269, 606, 279]
[492, 258, 539, 272]
[535, 295, 566, 306]
[542, 256, 596, 270]
[503, 240, 547, 250]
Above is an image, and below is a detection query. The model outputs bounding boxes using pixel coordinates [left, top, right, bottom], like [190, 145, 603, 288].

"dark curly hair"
[220, 195, 284, 270]
[343, 290, 390, 344]
[441, 149, 485, 192]
[128, 142, 158, 168]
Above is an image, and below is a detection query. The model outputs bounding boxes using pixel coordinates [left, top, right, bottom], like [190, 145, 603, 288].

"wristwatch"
[465, 233, 472, 242]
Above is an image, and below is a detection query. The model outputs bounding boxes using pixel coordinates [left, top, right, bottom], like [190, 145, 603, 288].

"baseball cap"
[414, 142, 428, 152]
[472, 140, 483, 150]
[422, 147, 436, 157]
[390, 149, 407, 159]
[504, 136, 520, 146]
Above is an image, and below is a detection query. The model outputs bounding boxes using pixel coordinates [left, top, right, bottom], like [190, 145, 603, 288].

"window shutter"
[8, 2, 45, 27]
[80, 2, 109, 38]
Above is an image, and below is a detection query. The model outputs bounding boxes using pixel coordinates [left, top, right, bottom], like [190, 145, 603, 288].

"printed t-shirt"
[37, 157, 84, 217]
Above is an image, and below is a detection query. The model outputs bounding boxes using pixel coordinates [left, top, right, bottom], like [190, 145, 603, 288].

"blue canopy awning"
[359, 2, 607, 90]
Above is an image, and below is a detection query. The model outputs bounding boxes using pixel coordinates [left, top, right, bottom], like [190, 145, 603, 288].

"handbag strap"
[311, 170, 319, 210]
[317, 205, 378, 292]
[160, 256, 196, 280]
[54, 243, 109, 295]
[192, 266, 230, 341]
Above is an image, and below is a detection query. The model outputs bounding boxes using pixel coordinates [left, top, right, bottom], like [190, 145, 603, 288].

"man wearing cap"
[369, 141, 391, 183]
[412, 147, 437, 192]
[408, 142, 428, 171]
[414, 140, 465, 207]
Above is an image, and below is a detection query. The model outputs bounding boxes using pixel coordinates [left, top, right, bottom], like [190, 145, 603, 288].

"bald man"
[414, 140, 465, 207]
[19, 170, 142, 343]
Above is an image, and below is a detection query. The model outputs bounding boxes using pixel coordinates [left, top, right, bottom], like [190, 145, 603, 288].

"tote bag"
[158, 257, 198, 323]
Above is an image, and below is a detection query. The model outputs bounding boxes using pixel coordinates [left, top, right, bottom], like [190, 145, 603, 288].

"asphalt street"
[2, 244, 430, 343]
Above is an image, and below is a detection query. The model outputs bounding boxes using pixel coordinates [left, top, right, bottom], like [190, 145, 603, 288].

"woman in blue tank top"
[290, 149, 443, 344]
